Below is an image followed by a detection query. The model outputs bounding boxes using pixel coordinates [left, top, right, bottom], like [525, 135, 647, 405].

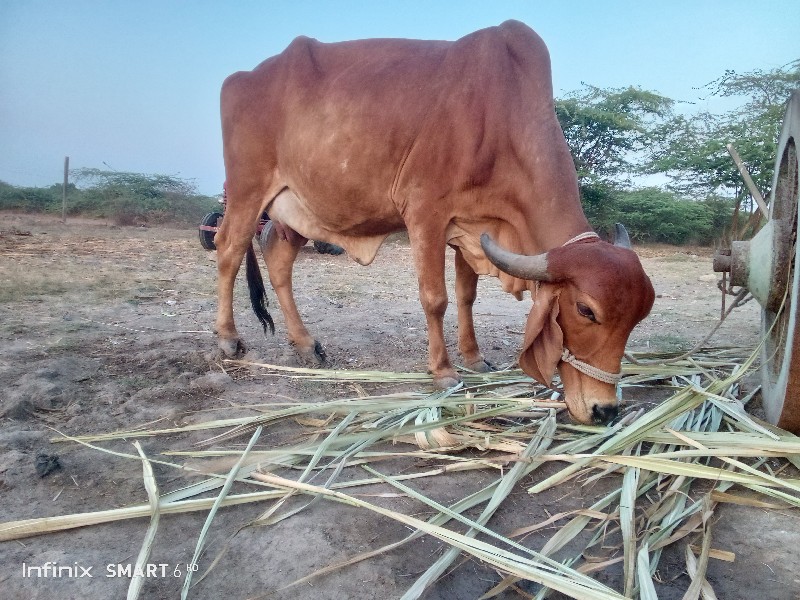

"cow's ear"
[518, 284, 562, 386]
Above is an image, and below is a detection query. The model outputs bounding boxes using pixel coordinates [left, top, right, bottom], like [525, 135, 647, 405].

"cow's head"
[481, 225, 654, 425]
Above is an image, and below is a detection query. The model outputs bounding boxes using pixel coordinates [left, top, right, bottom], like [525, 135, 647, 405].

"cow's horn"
[613, 223, 632, 249]
[480, 233, 553, 282]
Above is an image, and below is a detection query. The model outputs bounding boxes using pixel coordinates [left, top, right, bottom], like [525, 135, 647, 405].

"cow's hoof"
[219, 337, 246, 358]
[433, 374, 461, 389]
[464, 359, 493, 373]
[295, 340, 326, 366]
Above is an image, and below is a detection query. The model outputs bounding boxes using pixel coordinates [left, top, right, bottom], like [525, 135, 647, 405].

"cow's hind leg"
[454, 247, 492, 373]
[214, 196, 265, 357]
[408, 229, 459, 389]
[262, 222, 326, 365]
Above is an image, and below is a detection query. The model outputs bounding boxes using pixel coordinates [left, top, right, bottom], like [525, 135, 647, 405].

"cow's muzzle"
[591, 403, 619, 425]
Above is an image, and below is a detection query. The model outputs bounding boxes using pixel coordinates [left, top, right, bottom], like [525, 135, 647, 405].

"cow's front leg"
[262, 222, 325, 365]
[409, 231, 459, 389]
[454, 247, 491, 373]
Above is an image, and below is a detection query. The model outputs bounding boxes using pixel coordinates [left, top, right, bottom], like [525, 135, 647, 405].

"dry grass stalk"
[2, 347, 797, 599]
[127, 441, 161, 600]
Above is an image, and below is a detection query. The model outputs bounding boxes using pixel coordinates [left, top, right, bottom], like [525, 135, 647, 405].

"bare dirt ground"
[1, 213, 798, 600]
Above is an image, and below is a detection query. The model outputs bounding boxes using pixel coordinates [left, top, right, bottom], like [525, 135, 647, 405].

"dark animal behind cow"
[213, 20, 654, 424]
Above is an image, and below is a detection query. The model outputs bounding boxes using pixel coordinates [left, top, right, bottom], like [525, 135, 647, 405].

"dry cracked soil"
[1, 214, 798, 599]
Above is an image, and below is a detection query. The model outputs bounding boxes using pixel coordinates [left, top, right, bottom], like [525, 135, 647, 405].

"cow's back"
[220, 21, 579, 261]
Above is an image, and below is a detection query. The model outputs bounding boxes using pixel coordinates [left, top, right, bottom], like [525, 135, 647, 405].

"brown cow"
[214, 20, 655, 424]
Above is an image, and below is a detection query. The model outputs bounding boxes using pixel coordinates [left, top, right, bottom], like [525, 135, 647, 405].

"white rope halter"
[557, 230, 622, 385]
[560, 349, 622, 384]
[561, 231, 600, 246]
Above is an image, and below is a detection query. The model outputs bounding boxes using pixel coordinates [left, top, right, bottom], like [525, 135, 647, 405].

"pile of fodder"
[3, 347, 798, 599]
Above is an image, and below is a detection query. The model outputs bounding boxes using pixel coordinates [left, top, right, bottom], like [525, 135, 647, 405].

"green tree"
[556, 85, 674, 185]
[647, 60, 800, 207]
[555, 86, 675, 237]
[615, 187, 723, 245]
[577, 181, 620, 233]
[71, 169, 216, 225]
[0, 182, 64, 212]
[1, 170, 218, 225]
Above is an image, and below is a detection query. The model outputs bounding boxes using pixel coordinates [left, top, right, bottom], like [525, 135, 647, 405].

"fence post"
[62, 156, 69, 223]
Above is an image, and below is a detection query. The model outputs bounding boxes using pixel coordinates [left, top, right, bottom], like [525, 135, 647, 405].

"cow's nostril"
[591, 404, 618, 425]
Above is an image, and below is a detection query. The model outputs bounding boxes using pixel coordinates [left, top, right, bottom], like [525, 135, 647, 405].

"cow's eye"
[577, 302, 597, 322]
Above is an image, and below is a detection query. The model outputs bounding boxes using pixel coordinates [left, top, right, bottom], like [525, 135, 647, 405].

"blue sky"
[1, 1, 797, 195]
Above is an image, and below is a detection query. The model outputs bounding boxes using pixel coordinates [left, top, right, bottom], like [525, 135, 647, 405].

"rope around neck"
[562, 231, 599, 246]
[558, 231, 620, 385]
[560, 348, 622, 384]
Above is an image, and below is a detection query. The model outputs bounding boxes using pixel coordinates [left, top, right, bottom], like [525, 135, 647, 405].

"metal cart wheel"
[760, 91, 800, 430]
[313, 240, 345, 255]
[258, 219, 274, 250]
[199, 211, 223, 251]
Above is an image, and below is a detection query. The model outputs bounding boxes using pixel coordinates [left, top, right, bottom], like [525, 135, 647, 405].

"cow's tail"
[246, 244, 275, 335]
